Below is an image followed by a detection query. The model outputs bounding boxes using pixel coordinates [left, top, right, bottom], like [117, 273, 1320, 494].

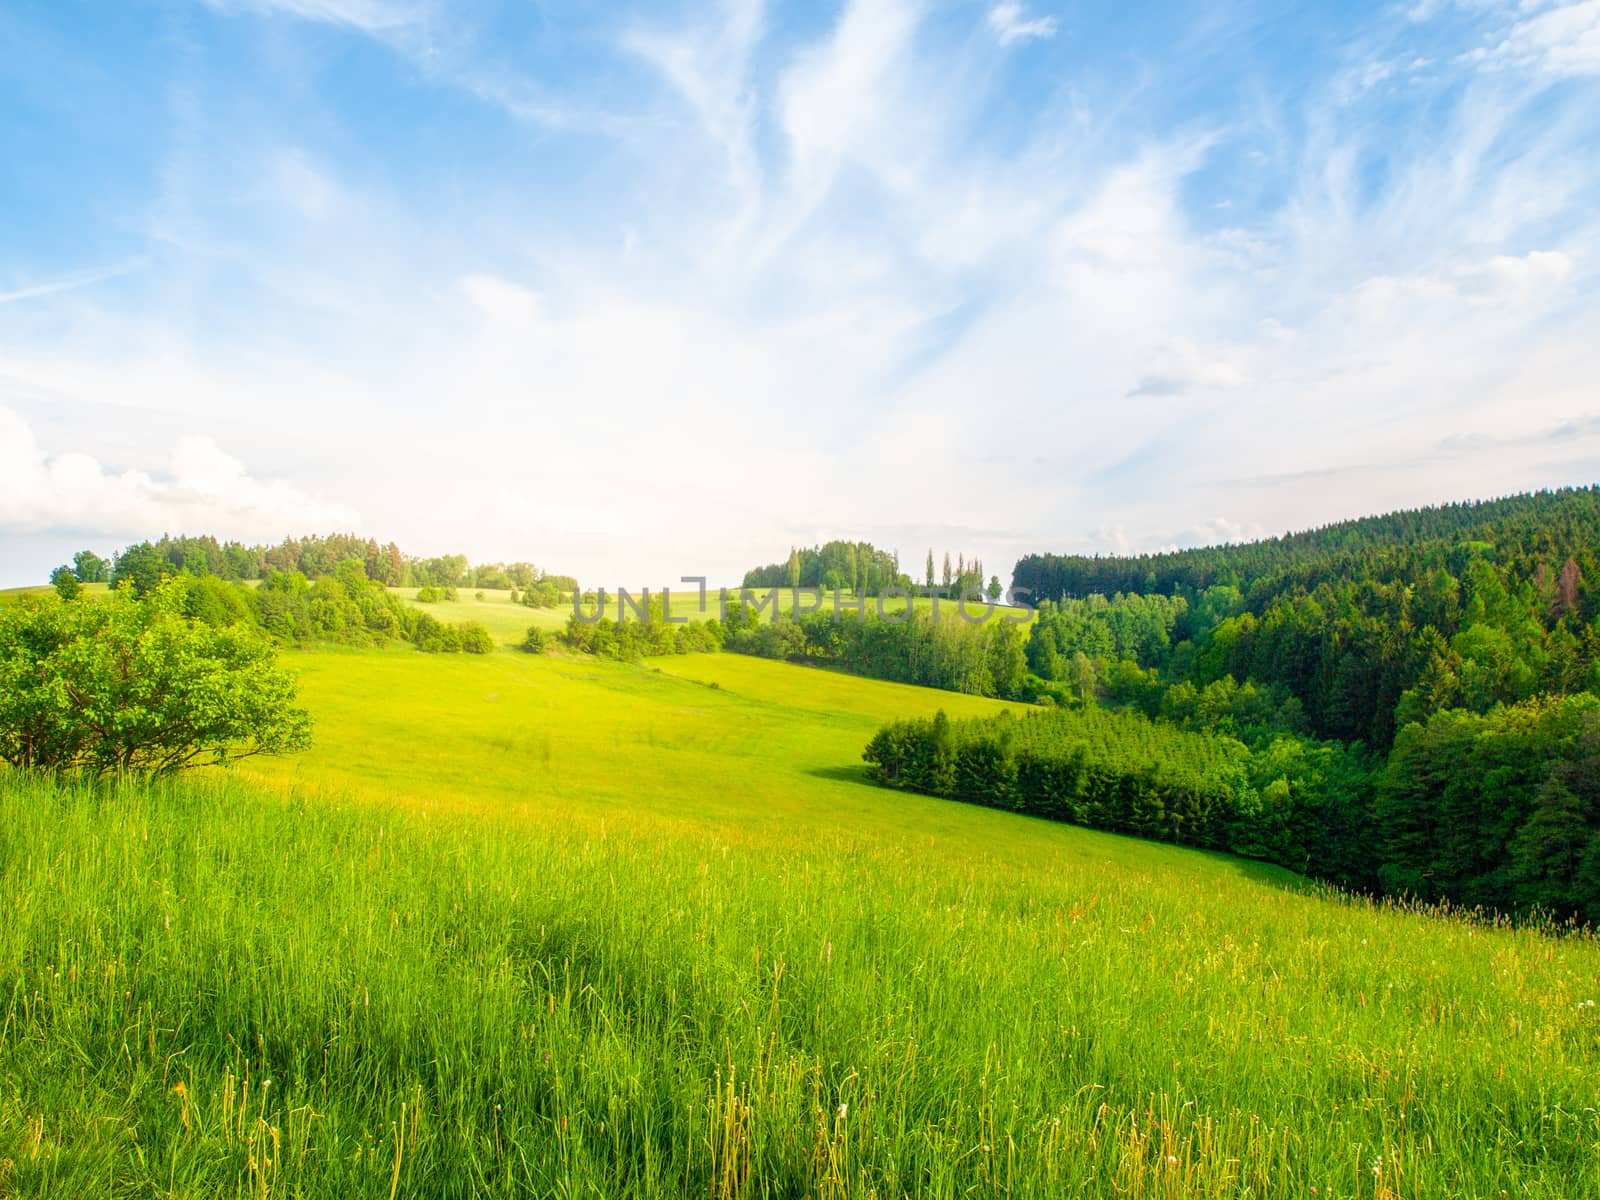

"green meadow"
[3, 644, 1598, 1197]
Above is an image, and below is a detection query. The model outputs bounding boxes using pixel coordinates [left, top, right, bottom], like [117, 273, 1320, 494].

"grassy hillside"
[3, 648, 1598, 1197]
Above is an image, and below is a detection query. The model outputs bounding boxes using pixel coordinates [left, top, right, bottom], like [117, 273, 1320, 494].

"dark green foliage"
[1015, 488, 1600, 749]
[0, 583, 312, 775]
[1377, 696, 1600, 922]
[1015, 487, 1600, 605]
[864, 706, 1376, 878]
[520, 626, 547, 654]
[1027, 593, 1189, 674]
[111, 540, 175, 597]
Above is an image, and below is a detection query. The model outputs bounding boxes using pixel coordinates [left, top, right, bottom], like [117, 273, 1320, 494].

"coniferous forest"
[868, 488, 1600, 924]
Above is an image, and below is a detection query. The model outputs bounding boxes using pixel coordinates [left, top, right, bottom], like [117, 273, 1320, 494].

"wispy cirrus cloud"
[986, 2, 1058, 46]
[0, 0, 1598, 583]
[0, 260, 146, 305]
[199, 0, 425, 33]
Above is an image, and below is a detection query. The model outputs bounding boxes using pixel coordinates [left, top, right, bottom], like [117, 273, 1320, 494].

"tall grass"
[3, 767, 1597, 1198]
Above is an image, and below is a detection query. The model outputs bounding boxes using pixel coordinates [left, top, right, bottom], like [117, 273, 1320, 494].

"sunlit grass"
[2, 648, 1597, 1196]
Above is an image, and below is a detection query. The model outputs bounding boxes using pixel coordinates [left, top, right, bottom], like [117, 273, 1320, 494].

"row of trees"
[722, 607, 1030, 699]
[59, 534, 576, 595]
[863, 707, 1376, 890]
[109, 561, 493, 655]
[863, 692, 1600, 923]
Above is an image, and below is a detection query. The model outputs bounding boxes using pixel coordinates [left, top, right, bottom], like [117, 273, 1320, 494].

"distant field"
[3, 645, 1596, 1196]
[389, 586, 571, 643]
[0, 581, 111, 604]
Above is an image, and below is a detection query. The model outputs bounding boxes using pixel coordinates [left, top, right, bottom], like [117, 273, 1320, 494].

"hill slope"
[4, 648, 1597, 1197]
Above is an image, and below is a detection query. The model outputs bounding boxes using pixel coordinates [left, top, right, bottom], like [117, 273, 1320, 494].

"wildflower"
[838, 1104, 848, 1119]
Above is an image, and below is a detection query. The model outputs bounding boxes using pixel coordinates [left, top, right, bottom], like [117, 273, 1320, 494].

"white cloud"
[626, 0, 767, 223]
[5, 0, 1600, 588]
[987, 2, 1058, 46]
[779, 0, 921, 189]
[0, 409, 361, 540]
[1349, 249, 1575, 319]
[1174, 517, 1267, 549]
[0, 261, 145, 305]
[1470, 1, 1600, 78]
[201, 0, 423, 32]
[1129, 338, 1255, 397]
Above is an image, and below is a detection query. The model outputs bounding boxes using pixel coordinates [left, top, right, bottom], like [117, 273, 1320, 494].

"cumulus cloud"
[987, 2, 1058, 46]
[0, 409, 361, 540]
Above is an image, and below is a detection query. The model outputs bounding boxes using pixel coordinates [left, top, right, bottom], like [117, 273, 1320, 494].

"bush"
[0, 582, 312, 776]
[520, 626, 547, 654]
[458, 622, 495, 654]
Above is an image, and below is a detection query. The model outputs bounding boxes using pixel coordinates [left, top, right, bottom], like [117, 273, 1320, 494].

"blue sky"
[2, 0, 1598, 587]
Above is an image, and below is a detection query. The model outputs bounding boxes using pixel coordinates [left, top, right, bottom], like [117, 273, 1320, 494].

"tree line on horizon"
[742, 540, 1000, 601]
[53, 533, 577, 598]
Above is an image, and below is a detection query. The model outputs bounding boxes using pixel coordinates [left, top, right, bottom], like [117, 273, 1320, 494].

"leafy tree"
[72, 550, 107, 583]
[112, 541, 174, 597]
[50, 566, 81, 600]
[0, 583, 312, 776]
[987, 575, 1002, 601]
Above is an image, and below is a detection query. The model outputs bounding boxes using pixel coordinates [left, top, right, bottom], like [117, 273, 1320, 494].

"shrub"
[0, 583, 311, 776]
[458, 622, 495, 654]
